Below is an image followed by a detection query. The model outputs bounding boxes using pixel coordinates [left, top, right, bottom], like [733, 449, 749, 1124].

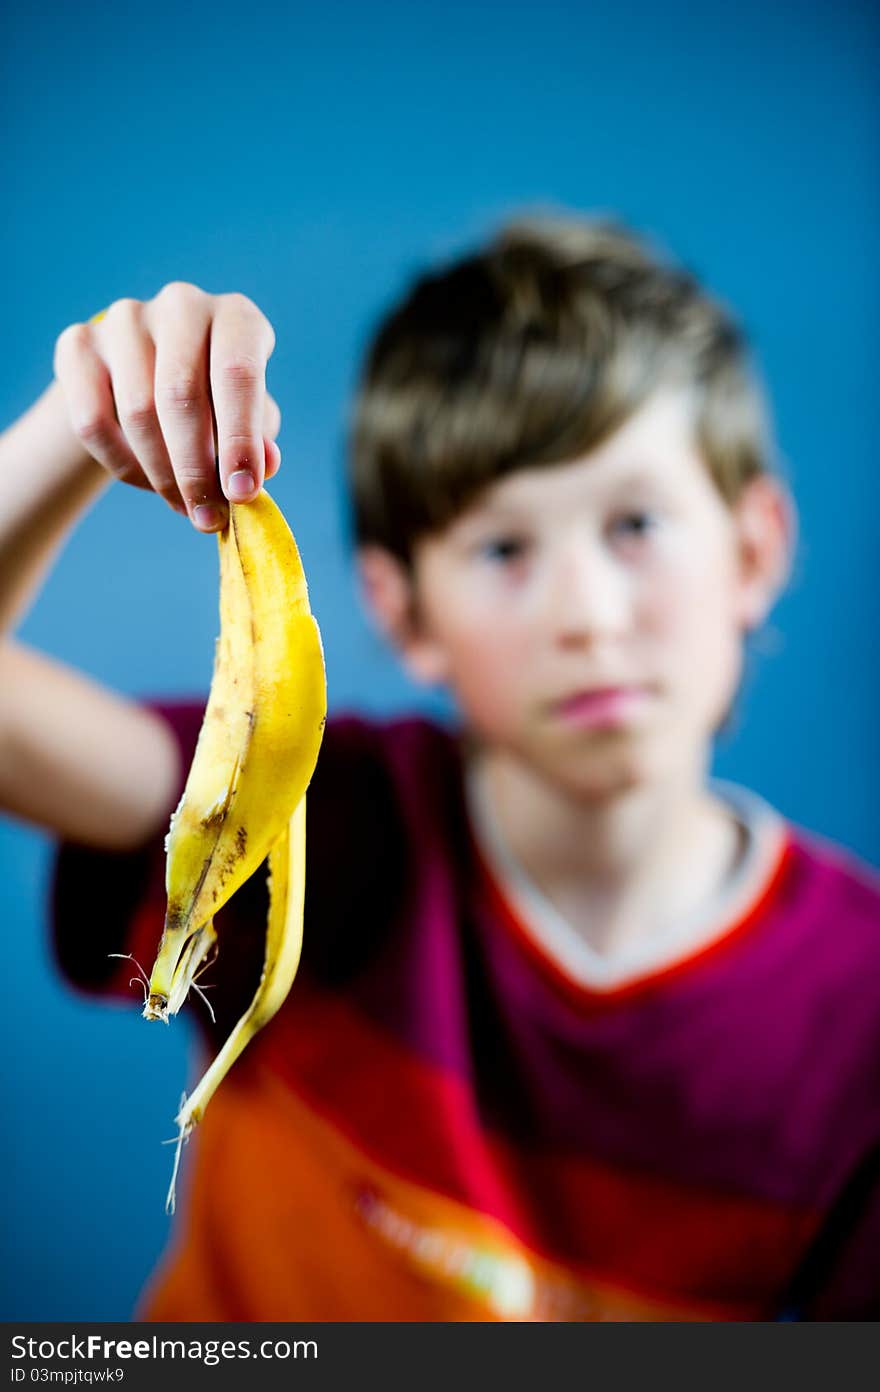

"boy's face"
[362, 389, 790, 801]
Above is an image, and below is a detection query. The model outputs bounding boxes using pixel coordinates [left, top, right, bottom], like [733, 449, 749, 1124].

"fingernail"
[228, 468, 255, 501]
[193, 504, 222, 531]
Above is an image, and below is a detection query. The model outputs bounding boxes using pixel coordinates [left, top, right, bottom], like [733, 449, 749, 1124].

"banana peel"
[143, 491, 326, 1211]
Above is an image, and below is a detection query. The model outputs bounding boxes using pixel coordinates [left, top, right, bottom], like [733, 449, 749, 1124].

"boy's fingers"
[209, 295, 276, 503]
[264, 437, 281, 480]
[96, 301, 185, 514]
[152, 290, 224, 530]
[54, 324, 150, 488]
[263, 391, 281, 441]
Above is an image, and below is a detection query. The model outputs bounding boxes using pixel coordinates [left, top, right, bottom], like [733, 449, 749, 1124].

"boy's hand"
[53, 284, 281, 532]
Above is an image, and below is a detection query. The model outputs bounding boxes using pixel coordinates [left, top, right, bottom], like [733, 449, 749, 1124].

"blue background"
[2, 0, 878, 1320]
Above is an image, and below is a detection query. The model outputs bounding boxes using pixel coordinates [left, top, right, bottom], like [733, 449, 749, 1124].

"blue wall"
[2, 0, 878, 1319]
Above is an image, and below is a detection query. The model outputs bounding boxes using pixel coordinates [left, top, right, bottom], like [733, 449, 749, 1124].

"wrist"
[0, 379, 109, 513]
[36, 378, 103, 476]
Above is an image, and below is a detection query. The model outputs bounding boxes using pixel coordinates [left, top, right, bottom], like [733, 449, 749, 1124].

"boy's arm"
[0, 381, 109, 637]
[0, 383, 180, 848]
[0, 641, 182, 849]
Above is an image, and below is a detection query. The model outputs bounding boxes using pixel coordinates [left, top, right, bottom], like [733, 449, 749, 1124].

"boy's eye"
[479, 537, 529, 563]
[609, 510, 658, 540]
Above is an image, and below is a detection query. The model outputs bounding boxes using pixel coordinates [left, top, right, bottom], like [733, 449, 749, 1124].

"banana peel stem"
[144, 921, 217, 1022]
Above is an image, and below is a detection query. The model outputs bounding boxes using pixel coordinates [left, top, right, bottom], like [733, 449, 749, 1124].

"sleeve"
[774, 855, 880, 1321]
[49, 698, 206, 1005]
[49, 704, 408, 1038]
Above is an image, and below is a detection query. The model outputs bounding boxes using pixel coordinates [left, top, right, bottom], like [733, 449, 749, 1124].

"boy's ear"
[731, 474, 797, 630]
[356, 545, 450, 685]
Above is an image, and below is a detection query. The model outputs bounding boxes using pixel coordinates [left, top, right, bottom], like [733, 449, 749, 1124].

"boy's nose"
[546, 544, 631, 647]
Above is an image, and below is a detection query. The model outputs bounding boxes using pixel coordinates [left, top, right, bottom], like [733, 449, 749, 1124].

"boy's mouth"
[551, 685, 650, 729]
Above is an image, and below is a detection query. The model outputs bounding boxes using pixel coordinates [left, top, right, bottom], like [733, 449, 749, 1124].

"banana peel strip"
[164, 794, 306, 1214]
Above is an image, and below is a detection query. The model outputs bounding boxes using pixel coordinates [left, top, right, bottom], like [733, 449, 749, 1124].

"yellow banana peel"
[144, 491, 326, 1211]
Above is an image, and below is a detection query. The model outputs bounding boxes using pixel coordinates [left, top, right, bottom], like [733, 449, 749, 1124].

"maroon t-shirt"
[50, 701, 880, 1320]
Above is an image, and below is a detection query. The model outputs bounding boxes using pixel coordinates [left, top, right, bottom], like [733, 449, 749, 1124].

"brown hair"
[348, 213, 775, 566]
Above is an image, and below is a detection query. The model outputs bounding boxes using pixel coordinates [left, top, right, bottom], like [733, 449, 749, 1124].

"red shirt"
[51, 702, 880, 1320]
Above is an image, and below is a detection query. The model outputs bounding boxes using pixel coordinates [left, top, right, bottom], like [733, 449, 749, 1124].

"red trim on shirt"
[469, 825, 796, 1011]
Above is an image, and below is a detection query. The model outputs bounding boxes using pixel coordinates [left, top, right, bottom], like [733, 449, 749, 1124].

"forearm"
[0, 380, 111, 636]
[0, 641, 183, 848]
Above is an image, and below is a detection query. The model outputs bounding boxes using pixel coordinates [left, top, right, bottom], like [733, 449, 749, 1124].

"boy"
[1, 216, 878, 1321]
